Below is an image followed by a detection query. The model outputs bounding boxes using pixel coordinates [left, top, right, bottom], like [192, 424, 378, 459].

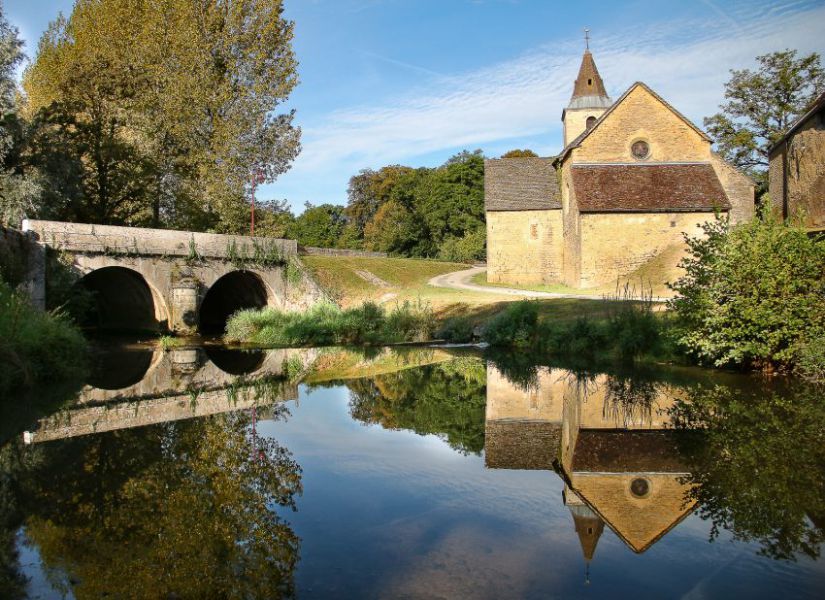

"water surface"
[2, 345, 823, 598]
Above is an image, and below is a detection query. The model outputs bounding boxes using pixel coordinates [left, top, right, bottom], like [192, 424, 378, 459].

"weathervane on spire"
[584, 28, 590, 50]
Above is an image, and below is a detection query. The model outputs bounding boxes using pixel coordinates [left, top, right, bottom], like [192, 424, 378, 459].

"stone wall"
[486, 209, 563, 284]
[18, 220, 327, 331]
[710, 153, 755, 224]
[0, 225, 29, 285]
[22, 219, 298, 259]
[563, 106, 606, 147]
[577, 211, 711, 288]
[1, 225, 45, 307]
[572, 85, 711, 163]
[768, 109, 825, 229]
[301, 246, 388, 258]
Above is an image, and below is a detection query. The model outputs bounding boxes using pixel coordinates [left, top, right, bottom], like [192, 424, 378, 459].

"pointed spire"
[571, 50, 608, 101]
[567, 31, 611, 110]
[573, 510, 605, 562]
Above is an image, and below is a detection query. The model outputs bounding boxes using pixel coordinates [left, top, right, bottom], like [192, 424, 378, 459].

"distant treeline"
[260, 150, 487, 262]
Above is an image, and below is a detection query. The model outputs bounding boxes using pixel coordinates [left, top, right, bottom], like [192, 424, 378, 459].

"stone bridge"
[24, 346, 319, 444]
[20, 220, 327, 334]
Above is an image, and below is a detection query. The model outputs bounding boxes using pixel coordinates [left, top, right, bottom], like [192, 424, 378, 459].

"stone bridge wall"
[1, 225, 45, 304]
[21, 220, 328, 332]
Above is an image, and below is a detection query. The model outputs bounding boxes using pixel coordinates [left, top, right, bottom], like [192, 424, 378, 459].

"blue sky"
[5, 0, 825, 213]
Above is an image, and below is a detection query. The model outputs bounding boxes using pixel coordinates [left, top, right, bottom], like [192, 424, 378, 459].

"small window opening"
[670, 220, 677, 228]
[587, 78, 592, 85]
[586, 116, 597, 130]
[631, 140, 650, 160]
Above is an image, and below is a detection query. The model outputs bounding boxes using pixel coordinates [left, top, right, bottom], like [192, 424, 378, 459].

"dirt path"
[427, 266, 606, 300]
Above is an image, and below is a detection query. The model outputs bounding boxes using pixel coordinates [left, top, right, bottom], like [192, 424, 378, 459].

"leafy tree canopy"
[703, 50, 824, 194]
[345, 150, 486, 261]
[19, 0, 300, 232]
[501, 149, 537, 158]
[288, 202, 346, 248]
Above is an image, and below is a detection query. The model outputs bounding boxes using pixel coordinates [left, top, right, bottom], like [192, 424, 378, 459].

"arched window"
[586, 116, 597, 130]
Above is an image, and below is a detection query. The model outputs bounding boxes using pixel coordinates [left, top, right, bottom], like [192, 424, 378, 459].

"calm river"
[2, 344, 823, 598]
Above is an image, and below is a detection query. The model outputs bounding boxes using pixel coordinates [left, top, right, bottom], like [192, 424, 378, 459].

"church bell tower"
[562, 30, 611, 146]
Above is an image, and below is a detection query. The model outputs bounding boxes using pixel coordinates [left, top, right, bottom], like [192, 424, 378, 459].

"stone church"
[485, 47, 755, 289]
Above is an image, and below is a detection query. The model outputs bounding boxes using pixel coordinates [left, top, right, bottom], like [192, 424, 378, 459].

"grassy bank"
[301, 255, 519, 308]
[226, 301, 436, 347]
[0, 281, 88, 394]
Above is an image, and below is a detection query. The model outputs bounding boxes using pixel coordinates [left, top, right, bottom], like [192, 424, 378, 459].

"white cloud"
[266, 0, 825, 208]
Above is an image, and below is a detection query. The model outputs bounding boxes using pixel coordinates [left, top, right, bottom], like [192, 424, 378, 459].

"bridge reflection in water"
[484, 363, 696, 565]
[23, 345, 318, 444]
[26, 348, 698, 560]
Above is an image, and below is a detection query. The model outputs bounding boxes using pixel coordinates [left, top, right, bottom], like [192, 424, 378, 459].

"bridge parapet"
[22, 219, 297, 259]
[18, 220, 327, 332]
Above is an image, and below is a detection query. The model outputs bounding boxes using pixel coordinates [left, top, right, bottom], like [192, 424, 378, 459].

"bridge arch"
[75, 266, 170, 333]
[198, 270, 272, 335]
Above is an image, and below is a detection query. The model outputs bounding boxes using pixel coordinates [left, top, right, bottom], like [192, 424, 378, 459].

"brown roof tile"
[571, 163, 731, 212]
[571, 430, 694, 473]
[484, 157, 561, 211]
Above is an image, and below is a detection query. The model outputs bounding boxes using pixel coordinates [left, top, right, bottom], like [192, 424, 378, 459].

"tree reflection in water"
[12, 407, 302, 599]
[671, 382, 825, 561]
[347, 357, 488, 455]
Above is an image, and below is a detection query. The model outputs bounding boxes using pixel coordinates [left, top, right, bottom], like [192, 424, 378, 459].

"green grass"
[0, 280, 88, 394]
[225, 300, 436, 347]
[158, 335, 186, 351]
[469, 272, 584, 294]
[300, 255, 470, 306]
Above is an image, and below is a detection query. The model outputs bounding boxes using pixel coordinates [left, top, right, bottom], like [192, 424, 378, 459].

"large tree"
[0, 4, 29, 227]
[344, 150, 486, 260]
[704, 50, 824, 195]
[22, 0, 300, 232]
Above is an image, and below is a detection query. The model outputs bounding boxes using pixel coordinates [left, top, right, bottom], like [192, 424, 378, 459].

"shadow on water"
[205, 346, 266, 375]
[85, 344, 155, 390]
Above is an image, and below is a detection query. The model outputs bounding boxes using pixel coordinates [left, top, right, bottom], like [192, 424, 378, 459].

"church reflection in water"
[484, 363, 696, 569]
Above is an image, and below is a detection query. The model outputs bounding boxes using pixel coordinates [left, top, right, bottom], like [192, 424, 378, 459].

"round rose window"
[631, 140, 650, 160]
[630, 477, 650, 498]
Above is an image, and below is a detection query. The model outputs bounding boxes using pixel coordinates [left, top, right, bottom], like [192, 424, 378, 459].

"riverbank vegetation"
[458, 216, 824, 379]
[226, 301, 436, 347]
[0, 280, 87, 394]
[669, 215, 823, 378]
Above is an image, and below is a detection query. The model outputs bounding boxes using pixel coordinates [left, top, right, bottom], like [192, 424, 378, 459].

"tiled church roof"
[484, 157, 561, 211]
[571, 163, 731, 212]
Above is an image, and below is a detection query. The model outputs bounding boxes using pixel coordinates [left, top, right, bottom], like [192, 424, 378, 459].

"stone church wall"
[564, 107, 605, 146]
[573, 86, 710, 163]
[577, 211, 712, 289]
[486, 209, 563, 285]
[710, 154, 755, 224]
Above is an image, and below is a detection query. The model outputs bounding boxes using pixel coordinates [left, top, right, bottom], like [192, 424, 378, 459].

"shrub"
[436, 316, 475, 343]
[606, 287, 662, 361]
[225, 300, 435, 347]
[0, 280, 88, 393]
[669, 214, 825, 372]
[482, 301, 539, 348]
[797, 335, 825, 383]
[437, 229, 486, 263]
